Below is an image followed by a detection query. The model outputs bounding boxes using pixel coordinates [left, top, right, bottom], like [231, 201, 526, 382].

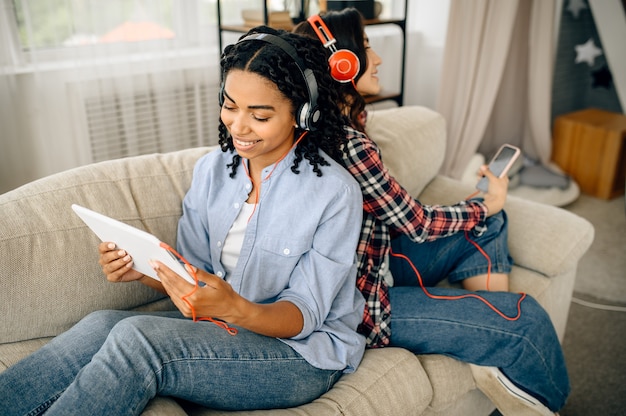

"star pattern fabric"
[575, 38, 603, 66]
[567, 0, 588, 18]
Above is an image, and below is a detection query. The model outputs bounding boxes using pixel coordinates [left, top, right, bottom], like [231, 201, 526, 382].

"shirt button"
[233, 203, 240, 209]
[283, 248, 290, 255]
[216, 271, 224, 278]
[217, 241, 222, 247]
[245, 183, 252, 190]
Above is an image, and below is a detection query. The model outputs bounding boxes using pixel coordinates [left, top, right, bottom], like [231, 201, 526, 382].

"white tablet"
[71, 204, 195, 284]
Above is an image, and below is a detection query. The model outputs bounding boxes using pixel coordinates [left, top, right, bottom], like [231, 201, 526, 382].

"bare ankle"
[462, 273, 509, 292]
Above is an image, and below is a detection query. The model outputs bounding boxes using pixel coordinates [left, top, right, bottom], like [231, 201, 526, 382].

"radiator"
[72, 72, 220, 164]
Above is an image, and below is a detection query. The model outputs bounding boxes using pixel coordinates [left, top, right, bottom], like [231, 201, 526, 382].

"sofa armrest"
[503, 194, 594, 276]
[418, 175, 594, 278]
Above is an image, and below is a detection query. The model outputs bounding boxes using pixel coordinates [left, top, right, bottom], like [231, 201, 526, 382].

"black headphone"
[219, 33, 321, 131]
[307, 14, 360, 83]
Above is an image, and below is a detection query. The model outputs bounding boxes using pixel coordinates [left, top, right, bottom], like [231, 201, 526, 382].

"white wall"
[403, 0, 450, 109]
[365, 24, 404, 97]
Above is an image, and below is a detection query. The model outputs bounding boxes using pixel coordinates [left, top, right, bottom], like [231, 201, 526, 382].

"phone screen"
[489, 146, 519, 177]
[476, 145, 520, 192]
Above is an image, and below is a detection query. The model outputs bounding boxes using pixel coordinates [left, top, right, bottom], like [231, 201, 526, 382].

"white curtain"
[0, 0, 222, 194]
[436, 0, 556, 179]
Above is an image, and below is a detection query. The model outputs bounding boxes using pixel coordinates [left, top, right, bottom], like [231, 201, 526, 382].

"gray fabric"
[519, 164, 570, 189]
[0, 147, 211, 343]
[417, 355, 476, 411]
[366, 105, 446, 198]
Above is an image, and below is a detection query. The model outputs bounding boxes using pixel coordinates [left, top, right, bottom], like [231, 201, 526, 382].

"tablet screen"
[72, 204, 194, 284]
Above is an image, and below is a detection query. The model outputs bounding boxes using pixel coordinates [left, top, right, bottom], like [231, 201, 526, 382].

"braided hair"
[218, 26, 349, 177]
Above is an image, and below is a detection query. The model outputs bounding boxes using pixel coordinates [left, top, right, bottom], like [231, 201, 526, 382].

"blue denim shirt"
[177, 148, 366, 372]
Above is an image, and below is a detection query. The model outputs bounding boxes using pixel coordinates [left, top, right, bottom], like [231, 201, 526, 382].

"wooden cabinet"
[216, 0, 408, 105]
[552, 108, 626, 199]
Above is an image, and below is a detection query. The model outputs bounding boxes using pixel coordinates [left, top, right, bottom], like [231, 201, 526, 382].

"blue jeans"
[0, 311, 342, 416]
[389, 210, 513, 285]
[387, 212, 570, 411]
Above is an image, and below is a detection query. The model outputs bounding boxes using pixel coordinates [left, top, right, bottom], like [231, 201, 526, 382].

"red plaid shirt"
[342, 125, 488, 348]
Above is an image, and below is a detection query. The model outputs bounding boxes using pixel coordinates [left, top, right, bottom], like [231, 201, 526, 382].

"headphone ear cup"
[296, 102, 321, 131]
[296, 103, 309, 130]
[328, 49, 360, 83]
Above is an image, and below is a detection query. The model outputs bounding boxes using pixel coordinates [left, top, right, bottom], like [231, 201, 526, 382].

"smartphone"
[476, 144, 521, 193]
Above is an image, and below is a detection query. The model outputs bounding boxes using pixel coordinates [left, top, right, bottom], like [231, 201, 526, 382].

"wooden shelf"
[220, 24, 294, 33]
[217, 1, 408, 106]
[363, 18, 406, 27]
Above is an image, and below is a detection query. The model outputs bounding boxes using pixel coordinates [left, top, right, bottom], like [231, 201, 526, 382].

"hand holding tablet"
[72, 204, 195, 284]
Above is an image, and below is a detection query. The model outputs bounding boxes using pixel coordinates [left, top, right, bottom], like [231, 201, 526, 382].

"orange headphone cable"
[160, 242, 238, 335]
[388, 247, 526, 321]
[242, 130, 308, 222]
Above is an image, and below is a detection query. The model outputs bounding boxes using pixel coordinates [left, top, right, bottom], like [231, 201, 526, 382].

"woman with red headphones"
[295, 9, 568, 416]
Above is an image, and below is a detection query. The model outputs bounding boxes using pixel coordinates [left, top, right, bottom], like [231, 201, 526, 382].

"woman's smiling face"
[220, 69, 297, 169]
[355, 36, 382, 96]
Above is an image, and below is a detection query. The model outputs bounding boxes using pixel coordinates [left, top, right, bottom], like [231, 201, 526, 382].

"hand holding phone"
[476, 144, 521, 193]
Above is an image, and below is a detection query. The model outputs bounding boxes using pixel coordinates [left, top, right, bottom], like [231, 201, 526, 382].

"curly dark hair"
[293, 8, 368, 132]
[219, 26, 350, 178]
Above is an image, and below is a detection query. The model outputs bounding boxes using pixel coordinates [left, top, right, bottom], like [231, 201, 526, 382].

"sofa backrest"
[0, 147, 211, 344]
[366, 106, 446, 197]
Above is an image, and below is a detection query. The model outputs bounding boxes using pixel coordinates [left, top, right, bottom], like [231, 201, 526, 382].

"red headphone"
[307, 14, 360, 83]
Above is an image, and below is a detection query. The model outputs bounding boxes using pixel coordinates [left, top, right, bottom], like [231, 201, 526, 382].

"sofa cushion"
[417, 355, 476, 411]
[0, 338, 52, 371]
[0, 147, 212, 344]
[367, 106, 446, 197]
[180, 348, 432, 416]
[142, 397, 188, 416]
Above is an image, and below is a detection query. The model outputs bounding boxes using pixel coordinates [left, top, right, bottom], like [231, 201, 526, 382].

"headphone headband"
[307, 14, 338, 52]
[225, 33, 320, 131]
[307, 14, 360, 83]
[240, 33, 311, 79]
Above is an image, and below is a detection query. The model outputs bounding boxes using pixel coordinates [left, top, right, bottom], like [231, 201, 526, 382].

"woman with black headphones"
[0, 27, 366, 415]
[295, 8, 568, 415]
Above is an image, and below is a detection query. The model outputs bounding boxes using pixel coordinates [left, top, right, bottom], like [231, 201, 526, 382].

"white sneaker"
[470, 364, 556, 416]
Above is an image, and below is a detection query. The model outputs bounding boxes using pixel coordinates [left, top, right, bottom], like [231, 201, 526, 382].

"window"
[6, 0, 218, 64]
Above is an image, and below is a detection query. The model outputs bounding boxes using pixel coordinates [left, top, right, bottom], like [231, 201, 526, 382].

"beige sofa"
[0, 106, 594, 416]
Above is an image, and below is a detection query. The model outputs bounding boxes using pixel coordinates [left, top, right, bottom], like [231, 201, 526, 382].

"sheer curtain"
[0, 0, 222, 194]
[436, 0, 556, 179]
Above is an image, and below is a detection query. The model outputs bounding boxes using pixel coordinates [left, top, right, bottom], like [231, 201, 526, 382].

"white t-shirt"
[221, 202, 255, 280]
